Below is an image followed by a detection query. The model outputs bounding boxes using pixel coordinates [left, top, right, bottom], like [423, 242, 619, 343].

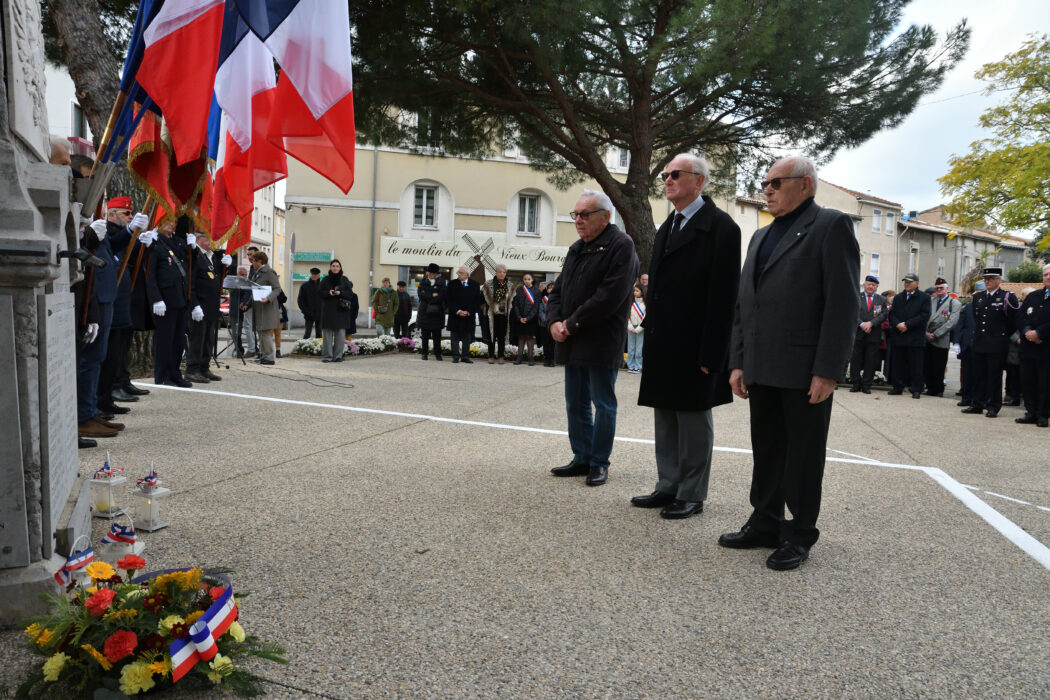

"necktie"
[907, 292, 912, 301]
[669, 213, 683, 242]
[866, 295, 872, 312]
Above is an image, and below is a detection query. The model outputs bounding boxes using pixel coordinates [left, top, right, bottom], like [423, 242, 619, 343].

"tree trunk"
[614, 180, 661, 275]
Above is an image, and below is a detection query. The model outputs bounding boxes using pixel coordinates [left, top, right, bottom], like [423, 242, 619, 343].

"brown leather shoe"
[487, 357, 495, 364]
[79, 420, 117, 438]
[93, 417, 125, 431]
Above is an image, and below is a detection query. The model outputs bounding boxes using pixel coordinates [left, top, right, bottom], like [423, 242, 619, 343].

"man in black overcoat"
[963, 267, 1020, 417]
[887, 273, 931, 398]
[445, 265, 481, 363]
[724, 156, 859, 571]
[417, 263, 446, 360]
[633, 153, 740, 519]
[146, 218, 190, 387]
[297, 268, 323, 339]
[1015, 264, 1050, 426]
[185, 231, 231, 383]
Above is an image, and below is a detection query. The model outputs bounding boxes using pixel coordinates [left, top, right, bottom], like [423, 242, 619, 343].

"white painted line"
[827, 448, 881, 464]
[151, 383, 1050, 571]
[982, 491, 1034, 507]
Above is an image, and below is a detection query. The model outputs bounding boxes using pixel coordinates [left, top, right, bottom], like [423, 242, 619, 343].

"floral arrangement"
[292, 334, 546, 359]
[18, 556, 285, 698]
[396, 337, 416, 351]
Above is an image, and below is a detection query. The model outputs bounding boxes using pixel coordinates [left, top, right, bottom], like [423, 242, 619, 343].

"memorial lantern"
[89, 453, 126, 518]
[53, 535, 94, 588]
[132, 465, 170, 532]
[98, 513, 144, 560]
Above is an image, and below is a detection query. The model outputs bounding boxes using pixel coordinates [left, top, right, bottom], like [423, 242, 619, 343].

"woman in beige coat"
[250, 251, 283, 364]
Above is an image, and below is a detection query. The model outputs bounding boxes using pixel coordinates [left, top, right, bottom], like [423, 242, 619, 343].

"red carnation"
[209, 586, 225, 602]
[85, 588, 116, 617]
[103, 629, 138, 663]
[117, 555, 146, 571]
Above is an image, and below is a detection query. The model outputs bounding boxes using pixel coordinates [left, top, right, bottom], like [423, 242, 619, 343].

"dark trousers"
[892, 345, 924, 393]
[539, 326, 555, 364]
[478, 313, 491, 345]
[971, 350, 1005, 409]
[98, 326, 132, 402]
[393, 316, 410, 339]
[153, 307, 187, 384]
[77, 302, 113, 424]
[488, 314, 507, 358]
[450, 329, 472, 359]
[186, 318, 218, 373]
[959, 348, 973, 403]
[923, 345, 949, 395]
[421, 329, 442, 358]
[1005, 363, 1021, 400]
[302, 317, 321, 339]
[849, 339, 879, 388]
[745, 384, 834, 548]
[1021, 358, 1050, 418]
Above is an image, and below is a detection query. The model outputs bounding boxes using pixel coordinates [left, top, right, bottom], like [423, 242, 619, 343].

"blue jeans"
[77, 302, 113, 424]
[564, 365, 619, 469]
[626, 330, 643, 371]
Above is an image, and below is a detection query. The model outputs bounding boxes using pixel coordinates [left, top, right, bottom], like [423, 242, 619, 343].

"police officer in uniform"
[185, 231, 232, 383]
[146, 217, 192, 387]
[962, 267, 1019, 417]
[1016, 264, 1050, 427]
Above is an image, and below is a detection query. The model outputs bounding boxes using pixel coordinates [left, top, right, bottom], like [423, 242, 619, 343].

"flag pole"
[117, 195, 155, 284]
[88, 92, 127, 177]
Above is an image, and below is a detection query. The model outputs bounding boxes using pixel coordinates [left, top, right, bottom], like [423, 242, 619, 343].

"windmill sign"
[380, 231, 568, 272]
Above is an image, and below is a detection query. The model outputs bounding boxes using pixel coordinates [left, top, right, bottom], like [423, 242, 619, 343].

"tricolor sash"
[632, 301, 645, 321]
[523, 287, 535, 304]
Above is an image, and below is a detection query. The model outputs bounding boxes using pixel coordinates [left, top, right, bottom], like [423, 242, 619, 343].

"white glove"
[186, 233, 195, 246]
[221, 254, 233, 266]
[82, 322, 99, 344]
[138, 229, 157, 246]
[950, 343, 961, 355]
[153, 301, 166, 317]
[89, 219, 107, 241]
[128, 213, 149, 232]
[191, 305, 204, 322]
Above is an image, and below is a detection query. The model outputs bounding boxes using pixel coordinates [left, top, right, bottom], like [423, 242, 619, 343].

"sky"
[820, 0, 1049, 230]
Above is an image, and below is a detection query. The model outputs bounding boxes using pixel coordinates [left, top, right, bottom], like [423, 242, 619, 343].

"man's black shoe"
[204, 370, 221, 381]
[99, 412, 115, 421]
[185, 373, 211, 383]
[111, 388, 139, 402]
[717, 525, 781, 549]
[421, 354, 428, 360]
[767, 542, 810, 571]
[98, 402, 130, 415]
[78, 436, 97, 449]
[630, 491, 675, 509]
[1016, 413, 1038, 424]
[452, 357, 460, 363]
[1038, 417, 1049, 428]
[961, 406, 983, 414]
[276, 350, 282, 358]
[660, 500, 703, 519]
[911, 392, 921, 399]
[123, 383, 149, 396]
[259, 359, 275, 366]
[551, 461, 589, 477]
[434, 355, 443, 361]
[162, 379, 193, 388]
[585, 465, 608, 486]
[887, 388, 903, 395]
[862, 388, 871, 394]
[849, 386, 861, 393]
[985, 408, 999, 418]
[461, 358, 473, 364]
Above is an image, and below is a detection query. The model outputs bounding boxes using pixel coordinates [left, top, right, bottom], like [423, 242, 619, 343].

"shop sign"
[380, 231, 568, 272]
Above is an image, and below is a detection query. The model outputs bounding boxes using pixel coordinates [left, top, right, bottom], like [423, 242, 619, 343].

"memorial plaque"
[37, 293, 78, 559]
[2, 0, 50, 161]
[0, 296, 30, 568]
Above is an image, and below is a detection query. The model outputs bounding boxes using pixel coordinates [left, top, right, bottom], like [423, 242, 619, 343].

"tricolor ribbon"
[522, 286, 535, 304]
[137, 470, 159, 490]
[53, 547, 94, 585]
[170, 586, 238, 683]
[94, 461, 124, 479]
[632, 301, 645, 321]
[101, 523, 136, 545]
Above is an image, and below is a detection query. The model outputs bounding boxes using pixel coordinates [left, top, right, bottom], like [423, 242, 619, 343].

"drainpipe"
[368, 145, 378, 328]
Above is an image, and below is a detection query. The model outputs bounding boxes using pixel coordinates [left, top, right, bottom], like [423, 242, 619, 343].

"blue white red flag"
[53, 547, 95, 585]
[170, 585, 239, 682]
[137, 470, 159, 490]
[94, 460, 124, 479]
[101, 523, 137, 545]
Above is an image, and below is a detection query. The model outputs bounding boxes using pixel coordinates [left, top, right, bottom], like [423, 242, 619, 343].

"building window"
[870, 253, 880, 277]
[872, 209, 882, 233]
[414, 186, 436, 227]
[885, 212, 895, 235]
[853, 220, 860, 237]
[937, 257, 945, 277]
[518, 195, 539, 235]
[909, 246, 919, 274]
[72, 103, 87, 139]
[618, 147, 629, 169]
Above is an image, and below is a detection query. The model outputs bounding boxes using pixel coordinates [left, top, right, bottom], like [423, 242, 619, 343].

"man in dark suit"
[297, 268, 323, 339]
[1016, 264, 1050, 427]
[146, 218, 191, 387]
[185, 231, 231, 383]
[633, 153, 740, 519]
[887, 273, 932, 398]
[849, 275, 888, 394]
[723, 156, 859, 571]
[952, 287, 978, 406]
[445, 265, 481, 363]
[963, 267, 1020, 417]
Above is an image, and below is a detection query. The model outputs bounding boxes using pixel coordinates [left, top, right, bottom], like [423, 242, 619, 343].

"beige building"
[814, 179, 903, 286]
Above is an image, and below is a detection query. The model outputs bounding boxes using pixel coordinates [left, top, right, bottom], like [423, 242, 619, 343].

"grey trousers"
[321, 328, 343, 360]
[654, 408, 714, 502]
[257, 328, 276, 362]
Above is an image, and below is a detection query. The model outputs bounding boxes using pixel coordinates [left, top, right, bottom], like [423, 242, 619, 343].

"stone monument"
[0, 0, 93, 625]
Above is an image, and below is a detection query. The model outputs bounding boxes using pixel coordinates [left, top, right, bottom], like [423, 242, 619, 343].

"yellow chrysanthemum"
[24, 623, 42, 640]
[147, 657, 172, 675]
[226, 621, 245, 643]
[85, 561, 116, 582]
[184, 610, 205, 626]
[206, 653, 233, 684]
[119, 660, 156, 695]
[84, 586, 98, 595]
[42, 652, 69, 682]
[81, 644, 113, 671]
[152, 568, 202, 591]
[103, 608, 139, 622]
[157, 615, 184, 635]
[36, 628, 54, 647]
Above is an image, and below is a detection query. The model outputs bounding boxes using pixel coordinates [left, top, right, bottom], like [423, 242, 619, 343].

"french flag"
[232, 0, 356, 193]
[137, 0, 226, 164]
[170, 586, 239, 682]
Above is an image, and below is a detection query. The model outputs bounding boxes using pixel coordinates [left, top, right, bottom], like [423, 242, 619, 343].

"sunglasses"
[570, 209, 604, 220]
[659, 170, 701, 181]
[760, 176, 805, 190]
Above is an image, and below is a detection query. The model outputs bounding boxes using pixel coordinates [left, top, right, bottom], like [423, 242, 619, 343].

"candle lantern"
[89, 454, 126, 518]
[98, 513, 145, 561]
[132, 467, 170, 532]
[54, 535, 94, 588]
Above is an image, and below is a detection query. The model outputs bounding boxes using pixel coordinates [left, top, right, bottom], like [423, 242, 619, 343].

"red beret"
[106, 196, 132, 210]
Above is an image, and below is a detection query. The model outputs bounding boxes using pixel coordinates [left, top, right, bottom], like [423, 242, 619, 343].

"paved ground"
[2, 350, 1048, 698]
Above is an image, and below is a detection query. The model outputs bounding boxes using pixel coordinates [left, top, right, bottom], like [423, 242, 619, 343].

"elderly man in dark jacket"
[634, 154, 740, 518]
[887, 273, 932, 398]
[297, 268, 323, 339]
[417, 263, 447, 360]
[547, 189, 639, 486]
[445, 265, 481, 363]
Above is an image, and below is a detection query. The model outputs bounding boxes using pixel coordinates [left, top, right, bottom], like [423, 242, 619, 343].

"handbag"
[337, 299, 351, 311]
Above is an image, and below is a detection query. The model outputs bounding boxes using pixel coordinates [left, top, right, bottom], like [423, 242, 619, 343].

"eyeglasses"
[760, 176, 805, 190]
[570, 209, 604, 220]
[660, 170, 701, 181]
